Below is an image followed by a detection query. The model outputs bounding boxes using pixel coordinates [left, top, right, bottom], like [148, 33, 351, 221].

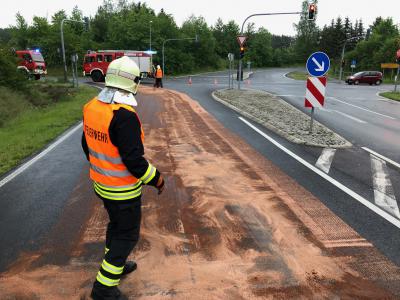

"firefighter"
[154, 65, 163, 88]
[82, 56, 165, 300]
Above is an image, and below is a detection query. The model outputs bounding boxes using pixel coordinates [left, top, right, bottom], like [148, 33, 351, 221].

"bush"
[0, 47, 28, 91]
[0, 86, 31, 126]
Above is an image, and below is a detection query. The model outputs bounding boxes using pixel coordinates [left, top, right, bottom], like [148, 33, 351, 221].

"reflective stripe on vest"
[94, 182, 142, 200]
[89, 148, 123, 165]
[83, 98, 145, 199]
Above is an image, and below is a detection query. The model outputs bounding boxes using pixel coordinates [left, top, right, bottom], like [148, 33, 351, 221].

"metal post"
[237, 11, 302, 90]
[162, 41, 165, 78]
[61, 19, 67, 82]
[238, 60, 242, 89]
[395, 65, 400, 92]
[339, 42, 346, 83]
[149, 21, 152, 51]
[309, 107, 315, 133]
[75, 54, 79, 87]
[60, 18, 87, 82]
[339, 37, 357, 83]
[71, 56, 76, 87]
[228, 60, 231, 88]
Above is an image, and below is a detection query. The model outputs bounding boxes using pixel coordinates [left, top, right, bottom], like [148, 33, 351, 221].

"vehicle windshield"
[353, 72, 364, 77]
[31, 52, 44, 62]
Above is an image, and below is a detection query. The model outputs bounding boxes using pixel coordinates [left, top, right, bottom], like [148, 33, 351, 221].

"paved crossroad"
[164, 69, 400, 266]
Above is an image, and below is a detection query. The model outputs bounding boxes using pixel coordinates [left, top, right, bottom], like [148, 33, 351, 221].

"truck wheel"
[91, 71, 104, 82]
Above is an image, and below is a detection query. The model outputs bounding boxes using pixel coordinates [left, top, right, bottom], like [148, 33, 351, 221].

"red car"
[346, 71, 382, 85]
[16, 49, 47, 80]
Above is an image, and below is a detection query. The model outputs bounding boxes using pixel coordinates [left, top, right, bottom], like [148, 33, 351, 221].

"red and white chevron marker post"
[305, 76, 327, 132]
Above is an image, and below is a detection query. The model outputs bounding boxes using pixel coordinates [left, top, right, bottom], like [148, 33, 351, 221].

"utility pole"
[162, 35, 198, 78]
[237, 12, 302, 89]
[60, 18, 88, 82]
[339, 37, 357, 83]
[149, 20, 152, 51]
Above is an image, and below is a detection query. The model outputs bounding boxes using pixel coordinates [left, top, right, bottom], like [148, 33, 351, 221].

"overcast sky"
[1, 0, 399, 36]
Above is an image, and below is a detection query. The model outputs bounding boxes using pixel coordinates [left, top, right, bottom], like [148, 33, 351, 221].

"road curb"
[211, 89, 352, 149]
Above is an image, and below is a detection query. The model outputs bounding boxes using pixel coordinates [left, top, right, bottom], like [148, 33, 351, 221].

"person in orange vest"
[82, 56, 165, 300]
[154, 64, 163, 88]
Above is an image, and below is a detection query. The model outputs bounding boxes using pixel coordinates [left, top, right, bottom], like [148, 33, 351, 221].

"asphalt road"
[162, 69, 400, 266]
[1, 68, 400, 276]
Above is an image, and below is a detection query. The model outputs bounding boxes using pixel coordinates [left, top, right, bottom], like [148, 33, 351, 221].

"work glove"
[156, 174, 165, 195]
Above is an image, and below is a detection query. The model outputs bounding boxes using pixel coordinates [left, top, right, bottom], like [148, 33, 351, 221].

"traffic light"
[240, 47, 245, 59]
[308, 4, 316, 20]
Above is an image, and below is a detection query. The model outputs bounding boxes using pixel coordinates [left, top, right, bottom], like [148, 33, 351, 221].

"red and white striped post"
[305, 76, 327, 133]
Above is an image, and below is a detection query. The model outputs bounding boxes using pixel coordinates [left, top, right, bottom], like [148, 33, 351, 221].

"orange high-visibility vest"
[83, 98, 144, 190]
[155, 68, 163, 78]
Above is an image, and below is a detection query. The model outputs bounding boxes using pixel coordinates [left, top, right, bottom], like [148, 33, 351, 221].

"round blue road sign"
[306, 51, 330, 77]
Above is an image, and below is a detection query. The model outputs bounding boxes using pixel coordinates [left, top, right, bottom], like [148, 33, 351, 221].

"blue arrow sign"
[306, 52, 330, 77]
[351, 59, 356, 65]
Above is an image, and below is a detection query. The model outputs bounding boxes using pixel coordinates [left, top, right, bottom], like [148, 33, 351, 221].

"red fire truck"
[16, 49, 47, 80]
[83, 50, 154, 82]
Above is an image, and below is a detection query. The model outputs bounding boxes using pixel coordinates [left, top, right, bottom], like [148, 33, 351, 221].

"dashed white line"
[331, 109, 367, 124]
[370, 155, 400, 218]
[239, 116, 400, 228]
[0, 123, 83, 188]
[328, 97, 396, 120]
[315, 148, 336, 173]
[362, 147, 400, 170]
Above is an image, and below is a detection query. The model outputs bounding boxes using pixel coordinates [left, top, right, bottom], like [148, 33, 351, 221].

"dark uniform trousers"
[97, 195, 141, 286]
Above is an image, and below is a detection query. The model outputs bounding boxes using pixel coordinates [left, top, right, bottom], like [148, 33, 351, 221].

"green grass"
[0, 85, 98, 175]
[379, 91, 400, 102]
[286, 71, 308, 80]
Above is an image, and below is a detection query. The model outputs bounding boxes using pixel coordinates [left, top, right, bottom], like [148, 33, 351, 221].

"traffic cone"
[188, 76, 192, 85]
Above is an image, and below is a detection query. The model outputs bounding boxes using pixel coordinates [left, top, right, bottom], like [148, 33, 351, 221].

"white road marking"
[331, 109, 367, 124]
[0, 123, 83, 188]
[239, 116, 400, 228]
[283, 72, 293, 79]
[328, 97, 396, 120]
[370, 155, 400, 218]
[315, 148, 336, 173]
[362, 147, 400, 170]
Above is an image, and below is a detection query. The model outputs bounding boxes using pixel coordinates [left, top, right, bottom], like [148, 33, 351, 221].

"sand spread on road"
[0, 87, 398, 299]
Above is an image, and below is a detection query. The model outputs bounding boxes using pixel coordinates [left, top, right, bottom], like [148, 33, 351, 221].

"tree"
[246, 28, 273, 67]
[293, 0, 319, 62]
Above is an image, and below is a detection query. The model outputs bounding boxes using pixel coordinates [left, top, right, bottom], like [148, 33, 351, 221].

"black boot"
[90, 282, 127, 300]
[121, 260, 137, 276]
